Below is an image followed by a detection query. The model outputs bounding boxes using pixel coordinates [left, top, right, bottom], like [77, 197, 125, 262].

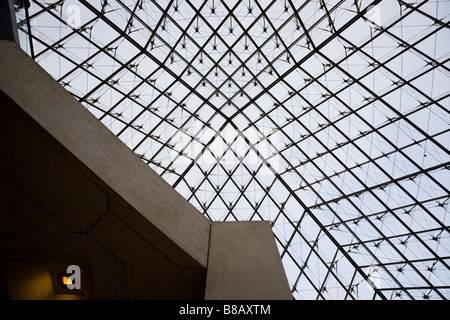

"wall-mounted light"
[62, 276, 72, 286]
[51, 265, 83, 294]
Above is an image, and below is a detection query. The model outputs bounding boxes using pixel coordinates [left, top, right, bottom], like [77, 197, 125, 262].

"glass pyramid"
[18, 0, 450, 299]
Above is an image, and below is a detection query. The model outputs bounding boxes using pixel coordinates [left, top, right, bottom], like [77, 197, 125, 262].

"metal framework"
[17, 0, 450, 299]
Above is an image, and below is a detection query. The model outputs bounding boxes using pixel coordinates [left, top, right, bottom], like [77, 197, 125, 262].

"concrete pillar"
[205, 221, 293, 300]
[0, 0, 19, 45]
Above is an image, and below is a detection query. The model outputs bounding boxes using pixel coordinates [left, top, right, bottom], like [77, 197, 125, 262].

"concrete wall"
[0, 40, 210, 269]
[0, 40, 209, 299]
[205, 221, 293, 300]
[0, 40, 292, 300]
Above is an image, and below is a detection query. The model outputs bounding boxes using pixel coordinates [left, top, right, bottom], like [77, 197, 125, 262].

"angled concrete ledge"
[0, 40, 209, 299]
[0, 40, 210, 270]
[205, 221, 293, 300]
